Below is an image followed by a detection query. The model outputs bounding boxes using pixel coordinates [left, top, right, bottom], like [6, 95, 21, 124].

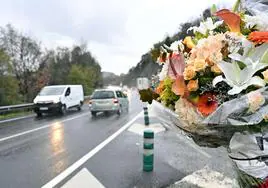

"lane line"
[0, 114, 35, 124]
[42, 111, 143, 188]
[0, 112, 90, 143]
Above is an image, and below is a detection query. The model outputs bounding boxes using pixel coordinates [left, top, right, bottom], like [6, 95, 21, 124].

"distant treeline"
[121, 9, 211, 86]
[0, 24, 102, 106]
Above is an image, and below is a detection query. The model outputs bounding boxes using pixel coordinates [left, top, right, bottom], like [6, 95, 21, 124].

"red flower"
[197, 93, 218, 116]
[258, 178, 268, 188]
[249, 31, 268, 44]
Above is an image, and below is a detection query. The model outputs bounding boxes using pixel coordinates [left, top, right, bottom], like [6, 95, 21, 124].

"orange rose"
[187, 79, 199, 92]
[194, 59, 207, 71]
[211, 64, 222, 74]
[183, 65, 196, 80]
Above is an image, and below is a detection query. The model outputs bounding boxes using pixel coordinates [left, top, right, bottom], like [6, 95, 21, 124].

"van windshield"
[39, 87, 66, 96]
[92, 91, 115, 99]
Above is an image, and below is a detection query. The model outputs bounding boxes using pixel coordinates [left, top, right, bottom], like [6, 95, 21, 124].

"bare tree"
[0, 24, 42, 101]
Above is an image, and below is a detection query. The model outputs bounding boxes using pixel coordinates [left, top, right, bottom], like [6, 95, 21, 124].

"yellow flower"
[183, 65, 196, 80]
[187, 79, 199, 92]
[262, 69, 268, 82]
[211, 64, 222, 74]
[183, 36, 195, 49]
[194, 59, 207, 71]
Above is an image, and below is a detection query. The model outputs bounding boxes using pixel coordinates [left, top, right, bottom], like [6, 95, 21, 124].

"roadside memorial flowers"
[141, 0, 268, 187]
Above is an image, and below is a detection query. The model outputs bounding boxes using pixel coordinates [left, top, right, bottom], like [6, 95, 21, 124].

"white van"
[33, 85, 84, 116]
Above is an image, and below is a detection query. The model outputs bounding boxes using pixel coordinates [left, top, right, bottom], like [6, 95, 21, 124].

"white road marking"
[128, 123, 166, 135]
[61, 168, 105, 188]
[0, 114, 35, 124]
[42, 111, 143, 188]
[0, 112, 90, 143]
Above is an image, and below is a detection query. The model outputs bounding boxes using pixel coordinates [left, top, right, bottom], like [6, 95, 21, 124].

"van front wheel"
[60, 105, 67, 115]
[77, 101, 83, 111]
[36, 112, 42, 117]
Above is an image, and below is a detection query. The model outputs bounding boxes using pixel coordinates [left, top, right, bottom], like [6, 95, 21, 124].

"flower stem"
[232, 0, 241, 13]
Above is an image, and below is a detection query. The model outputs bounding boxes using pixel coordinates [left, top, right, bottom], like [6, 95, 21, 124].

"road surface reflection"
[50, 122, 67, 175]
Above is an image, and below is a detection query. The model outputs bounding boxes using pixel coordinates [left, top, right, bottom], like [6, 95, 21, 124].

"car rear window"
[92, 91, 115, 99]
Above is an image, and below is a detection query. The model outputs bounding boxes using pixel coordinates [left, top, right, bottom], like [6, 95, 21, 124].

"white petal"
[214, 20, 224, 27]
[249, 76, 266, 87]
[228, 86, 243, 95]
[212, 75, 224, 86]
[217, 61, 241, 84]
[228, 53, 245, 62]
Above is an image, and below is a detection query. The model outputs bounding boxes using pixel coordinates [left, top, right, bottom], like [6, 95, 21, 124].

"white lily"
[170, 40, 184, 52]
[188, 17, 223, 35]
[229, 43, 268, 67]
[213, 44, 268, 95]
[159, 62, 169, 81]
[243, 13, 268, 31]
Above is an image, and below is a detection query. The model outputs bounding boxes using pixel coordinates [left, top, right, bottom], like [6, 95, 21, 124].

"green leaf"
[260, 50, 268, 64]
[211, 4, 217, 14]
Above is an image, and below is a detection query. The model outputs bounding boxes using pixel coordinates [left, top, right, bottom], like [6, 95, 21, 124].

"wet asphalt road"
[0, 91, 143, 188]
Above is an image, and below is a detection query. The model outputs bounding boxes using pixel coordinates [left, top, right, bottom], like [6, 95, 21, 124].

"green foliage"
[0, 24, 102, 105]
[49, 45, 102, 89]
[211, 4, 217, 14]
[0, 50, 20, 105]
[67, 64, 96, 95]
[193, 32, 208, 42]
[0, 24, 42, 102]
[0, 76, 21, 105]
[160, 77, 179, 107]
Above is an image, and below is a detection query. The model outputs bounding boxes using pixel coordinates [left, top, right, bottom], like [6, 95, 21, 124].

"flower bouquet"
[139, 0, 268, 186]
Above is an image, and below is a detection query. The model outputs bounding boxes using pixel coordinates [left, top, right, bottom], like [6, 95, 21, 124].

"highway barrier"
[143, 106, 150, 126]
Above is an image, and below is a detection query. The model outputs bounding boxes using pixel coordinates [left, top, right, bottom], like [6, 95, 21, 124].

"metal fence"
[0, 96, 91, 114]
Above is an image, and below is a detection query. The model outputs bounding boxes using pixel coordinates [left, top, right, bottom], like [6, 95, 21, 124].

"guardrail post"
[143, 106, 149, 126]
[143, 130, 154, 172]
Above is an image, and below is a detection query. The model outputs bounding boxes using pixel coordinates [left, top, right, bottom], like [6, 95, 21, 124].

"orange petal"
[156, 81, 164, 94]
[172, 76, 186, 96]
[215, 9, 241, 33]
[248, 31, 268, 43]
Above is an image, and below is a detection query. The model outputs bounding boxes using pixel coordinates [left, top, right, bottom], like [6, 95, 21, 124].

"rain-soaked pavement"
[0, 91, 236, 188]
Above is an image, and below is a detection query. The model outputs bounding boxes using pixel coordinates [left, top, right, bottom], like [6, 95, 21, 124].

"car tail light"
[113, 98, 119, 103]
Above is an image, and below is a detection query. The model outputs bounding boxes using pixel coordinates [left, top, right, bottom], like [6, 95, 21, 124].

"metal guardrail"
[0, 95, 91, 114]
[0, 103, 34, 113]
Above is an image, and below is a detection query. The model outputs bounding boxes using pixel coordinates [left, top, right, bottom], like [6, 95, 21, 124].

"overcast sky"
[0, 0, 236, 75]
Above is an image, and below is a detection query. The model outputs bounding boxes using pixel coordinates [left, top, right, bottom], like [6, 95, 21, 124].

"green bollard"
[143, 130, 154, 172]
[143, 107, 150, 126]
